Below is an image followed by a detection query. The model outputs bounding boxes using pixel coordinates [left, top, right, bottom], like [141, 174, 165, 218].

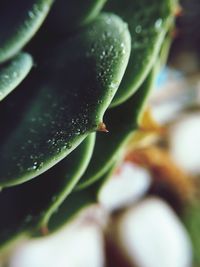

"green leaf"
[0, 53, 33, 101]
[77, 70, 156, 190]
[183, 200, 200, 266]
[0, 0, 53, 63]
[0, 13, 131, 187]
[48, 164, 116, 234]
[0, 134, 95, 249]
[46, 0, 107, 34]
[24, 0, 107, 60]
[105, 0, 174, 107]
[158, 32, 173, 69]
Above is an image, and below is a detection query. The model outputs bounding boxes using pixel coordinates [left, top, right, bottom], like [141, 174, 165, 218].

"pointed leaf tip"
[97, 122, 109, 133]
[40, 225, 49, 236]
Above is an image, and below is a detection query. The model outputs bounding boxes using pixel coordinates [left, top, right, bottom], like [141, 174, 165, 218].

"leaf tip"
[97, 122, 109, 133]
[174, 4, 184, 17]
[40, 225, 49, 236]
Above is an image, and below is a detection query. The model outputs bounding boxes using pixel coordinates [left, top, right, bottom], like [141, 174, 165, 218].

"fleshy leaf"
[105, 0, 174, 107]
[48, 164, 116, 234]
[158, 32, 173, 69]
[0, 53, 33, 101]
[46, 0, 107, 34]
[0, 0, 53, 63]
[183, 200, 200, 266]
[0, 13, 131, 187]
[0, 134, 95, 249]
[77, 70, 156, 190]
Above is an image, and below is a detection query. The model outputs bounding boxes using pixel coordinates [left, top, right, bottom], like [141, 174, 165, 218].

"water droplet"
[28, 11, 35, 19]
[33, 161, 38, 170]
[12, 71, 18, 78]
[38, 162, 44, 170]
[52, 196, 57, 202]
[135, 25, 142, 34]
[110, 82, 117, 90]
[155, 19, 163, 30]
[120, 43, 126, 54]
[25, 215, 33, 223]
[76, 129, 81, 135]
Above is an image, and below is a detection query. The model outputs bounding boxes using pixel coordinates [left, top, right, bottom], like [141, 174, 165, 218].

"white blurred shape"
[169, 113, 200, 175]
[151, 67, 197, 124]
[117, 198, 192, 267]
[9, 224, 104, 267]
[152, 101, 184, 124]
[99, 162, 151, 211]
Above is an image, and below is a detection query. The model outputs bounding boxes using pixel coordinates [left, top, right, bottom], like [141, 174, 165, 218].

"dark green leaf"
[48, 164, 116, 234]
[77, 70, 156, 190]
[0, 0, 53, 63]
[0, 53, 33, 101]
[105, 0, 174, 107]
[0, 13, 131, 187]
[46, 0, 107, 34]
[0, 134, 95, 249]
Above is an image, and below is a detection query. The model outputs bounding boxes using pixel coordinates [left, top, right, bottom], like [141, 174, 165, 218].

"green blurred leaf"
[0, 53, 33, 101]
[183, 200, 200, 267]
[0, 13, 131, 187]
[159, 32, 173, 69]
[105, 0, 174, 107]
[48, 163, 116, 234]
[77, 69, 156, 190]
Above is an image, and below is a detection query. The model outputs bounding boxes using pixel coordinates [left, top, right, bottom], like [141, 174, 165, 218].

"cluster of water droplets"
[0, 61, 20, 90]
[24, 2, 50, 29]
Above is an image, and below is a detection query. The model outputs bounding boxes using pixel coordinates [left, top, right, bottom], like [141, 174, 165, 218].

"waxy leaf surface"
[0, 0, 53, 63]
[0, 135, 95, 248]
[105, 0, 174, 107]
[77, 71, 155, 190]
[47, 0, 107, 34]
[0, 53, 33, 101]
[0, 13, 131, 187]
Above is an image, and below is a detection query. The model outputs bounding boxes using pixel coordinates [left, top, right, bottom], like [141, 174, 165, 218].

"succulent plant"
[0, 0, 176, 249]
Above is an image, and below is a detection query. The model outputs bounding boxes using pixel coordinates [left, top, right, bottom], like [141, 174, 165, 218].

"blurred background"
[2, 0, 200, 266]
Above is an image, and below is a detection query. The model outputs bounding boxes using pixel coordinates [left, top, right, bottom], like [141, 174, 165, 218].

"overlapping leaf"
[46, 0, 107, 34]
[0, 13, 131, 187]
[0, 134, 95, 249]
[77, 70, 156, 190]
[48, 163, 116, 234]
[105, 0, 175, 107]
[0, 53, 33, 101]
[0, 0, 53, 63]
[0, 0, 175, 247]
